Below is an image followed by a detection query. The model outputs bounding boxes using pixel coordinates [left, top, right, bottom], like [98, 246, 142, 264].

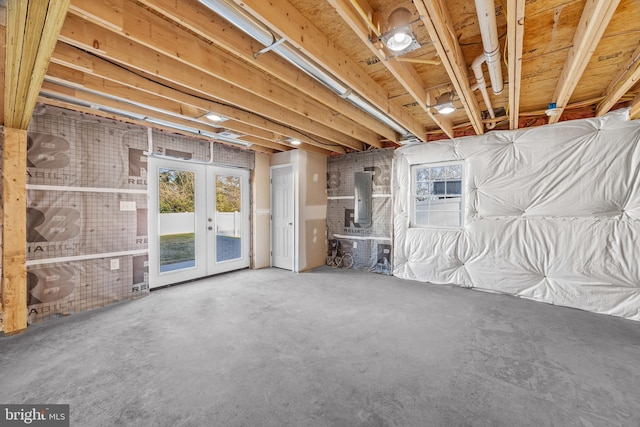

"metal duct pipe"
[474, 0, 503, 95]
[199, 0, 410, 137]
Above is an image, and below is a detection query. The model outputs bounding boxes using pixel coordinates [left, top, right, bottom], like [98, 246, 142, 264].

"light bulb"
[386, 30, 413, 51]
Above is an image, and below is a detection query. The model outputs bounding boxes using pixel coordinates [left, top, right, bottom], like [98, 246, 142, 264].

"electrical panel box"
[354, 171, 372, 226]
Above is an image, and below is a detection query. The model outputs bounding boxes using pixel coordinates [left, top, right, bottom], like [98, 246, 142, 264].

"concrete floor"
[1, 267, 639, 427]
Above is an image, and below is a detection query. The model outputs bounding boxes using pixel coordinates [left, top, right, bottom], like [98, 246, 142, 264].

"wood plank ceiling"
[3, 0, 640, 155]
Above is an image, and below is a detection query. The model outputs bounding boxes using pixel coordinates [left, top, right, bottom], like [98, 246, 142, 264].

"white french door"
[148, 157, 250, 288]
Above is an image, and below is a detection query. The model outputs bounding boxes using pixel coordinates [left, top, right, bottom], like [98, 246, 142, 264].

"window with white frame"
[412, 162, 464, 228]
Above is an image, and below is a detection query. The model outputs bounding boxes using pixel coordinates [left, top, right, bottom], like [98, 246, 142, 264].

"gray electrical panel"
[354, 171, 372, 226]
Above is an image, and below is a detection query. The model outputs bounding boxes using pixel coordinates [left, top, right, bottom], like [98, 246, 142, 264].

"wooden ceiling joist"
[50, 42, 346, 155]
[226, 0, 426, 140]
[41, 79, 247, 145]
[414, 0, 485, 135]
[38, 95, 276, 154]
[596, 43, 640, 117]
[548, 0, 621, 124]
[43, 67, 332, 156]
[39, 79, 289, 154]
[58, 13, 364, 151]
[4, 0, 70, 129]
[327, 0, 454, 139]
[67, 0, 377, 149]
[137, 0, 397, 144]
[507, 0, 526, 130]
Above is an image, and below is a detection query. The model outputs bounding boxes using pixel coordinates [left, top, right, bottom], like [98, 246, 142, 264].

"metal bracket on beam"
[253, 37, 287, 60]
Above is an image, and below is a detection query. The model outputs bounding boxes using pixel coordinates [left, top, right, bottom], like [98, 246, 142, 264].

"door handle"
[288, 222, 293, 225]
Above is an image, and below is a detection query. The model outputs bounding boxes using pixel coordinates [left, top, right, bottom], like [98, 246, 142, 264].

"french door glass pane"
[215, 174, 242, 262]
[158, 168, 196, 272]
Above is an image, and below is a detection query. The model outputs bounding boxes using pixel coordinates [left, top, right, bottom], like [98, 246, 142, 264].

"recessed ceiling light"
[386, 31, 413, 51]
[383, 8, 418, 54]
[433, 92, 456, 115]
[205, 112, 228, 122]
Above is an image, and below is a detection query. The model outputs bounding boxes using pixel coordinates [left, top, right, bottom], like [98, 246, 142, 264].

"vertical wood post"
[1, 127, 28, 334]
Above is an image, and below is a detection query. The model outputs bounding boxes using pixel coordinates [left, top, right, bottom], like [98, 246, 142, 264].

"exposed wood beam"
[1, 19, 5, 123]
[40, 78, 288, 153]
[37, 96, 276, 155]
[1, 128, 28, 334]
[414, 0, 485, 135]
[51, 43, 346, 155]
[327, 0, 454, 139]
[630, 93, 640, 121]
[58, 13, 364, 151]
[226, 0, 426, 140]
[138, 0, 396, 143]
[68, 0, 377, 148]
[548, 0, 620, 124]
[506, 0, 525, 129]
[596, 44, 640, 117]
[43, 71, 330, 156]
[4, 0, 70, 129]
[47, 50, 277, 140]
[68, 0, 123, 31]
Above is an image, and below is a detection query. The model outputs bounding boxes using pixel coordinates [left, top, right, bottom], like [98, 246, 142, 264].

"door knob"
[288, 222, 293, 225]
[208, 218, 213, 222]
[208, 226, 213, 230]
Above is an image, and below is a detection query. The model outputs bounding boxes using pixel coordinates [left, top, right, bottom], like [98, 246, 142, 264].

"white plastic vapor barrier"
[393, 110, 640, 320]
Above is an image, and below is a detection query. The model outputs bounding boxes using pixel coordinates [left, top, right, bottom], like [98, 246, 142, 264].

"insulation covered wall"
[23, 106, 254, 324]
[394, 111, 640, 320]
[327, 149, 393, 274]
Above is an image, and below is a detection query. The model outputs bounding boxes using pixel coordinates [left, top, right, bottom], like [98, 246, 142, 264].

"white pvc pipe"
[474, 0, 503, 95]
[472, 54, 496, 129]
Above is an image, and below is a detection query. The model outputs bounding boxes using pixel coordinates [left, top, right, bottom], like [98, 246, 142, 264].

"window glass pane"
[412, 162, 463, 228]
[429, 210, 460, 227]
[416, 181, 431, 197]
[216, 174, 242, 262]
[445, 165, 462, 179]
[446, 180, 462, 195]
[158, 168, 196, 273]
[431, 166, 444, 180]
[415, 167, 429, 182]
[429, 197, 461, 211]
[414, 198, 429, 225]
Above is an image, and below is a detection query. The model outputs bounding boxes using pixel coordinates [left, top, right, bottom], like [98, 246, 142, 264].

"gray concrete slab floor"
[1, 267, 639, 426]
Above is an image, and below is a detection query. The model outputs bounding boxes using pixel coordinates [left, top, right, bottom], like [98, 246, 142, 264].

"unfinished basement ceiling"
[6, 0, 640, 155]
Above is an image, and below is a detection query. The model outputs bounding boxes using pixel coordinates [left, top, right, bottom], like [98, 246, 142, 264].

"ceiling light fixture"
[545, 102, 562, 117]
[383, 7, 418, 53]
[433, 92, 456, 115]
[199, 0, 414, 139]
[205, 112, 229, 122]
[285, 137, 302, 146]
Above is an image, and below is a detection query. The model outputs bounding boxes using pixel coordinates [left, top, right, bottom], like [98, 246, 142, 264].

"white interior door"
[149, 157, 249, 288]
[271, 165, 294, 270]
